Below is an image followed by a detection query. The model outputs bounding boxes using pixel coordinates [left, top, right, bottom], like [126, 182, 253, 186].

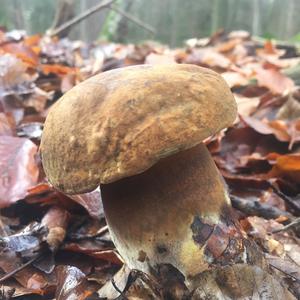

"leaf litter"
[0, 28, 299, 299]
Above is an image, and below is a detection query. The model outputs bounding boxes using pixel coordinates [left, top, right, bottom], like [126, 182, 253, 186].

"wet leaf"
[1, 28, 300, 299]
[0, 222, 45, 253]
[55, 265, 92, 300]
[0, 136, 39, 207]
[17, 122, 43, 140]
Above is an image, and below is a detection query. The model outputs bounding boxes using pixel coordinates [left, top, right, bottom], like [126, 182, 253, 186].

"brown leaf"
[185, 48, 231, 70]
[288, 119, 300, 149]
[64, 242, 123, 265]
[268, 154, 300, 184]
[61, 73, 76, 93]
[22, 87, 50, 112]
[145, 53, 176, 65]
[0, 112, 15, 136]
[192, 264, 296, 299]
[235, 95, 260, 116]
[263, 40, 278, 55]
[69, 188, 104, 219]
[267, 255, 300, 296]
[41, 64, 78, 77]
[242, 116, 290, 142]
[221, 71, 248, 88]
[256, 67, 294, 94]
[0, 252, 49, 293]
[245, 218, 293, 258]
[0, 54, 35, 97]
[277, 90, 300, 120]
[1, 42, 39, 66]
[0, 136, 39, 207]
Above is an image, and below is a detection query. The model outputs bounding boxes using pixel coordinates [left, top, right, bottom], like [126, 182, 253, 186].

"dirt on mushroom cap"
[40, 64, 237, 194]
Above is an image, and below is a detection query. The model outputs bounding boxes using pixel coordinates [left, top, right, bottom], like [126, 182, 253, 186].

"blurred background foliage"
[1, 0, 300, 46]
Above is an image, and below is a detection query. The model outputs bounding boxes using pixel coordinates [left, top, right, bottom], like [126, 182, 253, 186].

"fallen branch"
[48, 0, 117, 37]
[48, 0, 155, 39]
[109, 4, 155, 35]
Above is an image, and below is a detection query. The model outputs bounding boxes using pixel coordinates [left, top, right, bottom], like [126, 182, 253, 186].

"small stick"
[270, 185, 300, 215]
[68, 225, 108, 241]
[230, 195, 293, 220]
[0, 255, 40, 283]
[109, 4, 156, 34]
[269, 263, 300, 282]
[48, 0, 117, 37]
[111, 277, 127, 299]
[272, 217, 300, 233]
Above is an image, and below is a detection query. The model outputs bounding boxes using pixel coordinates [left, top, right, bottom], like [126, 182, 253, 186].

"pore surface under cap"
[40, 64, 237, 194]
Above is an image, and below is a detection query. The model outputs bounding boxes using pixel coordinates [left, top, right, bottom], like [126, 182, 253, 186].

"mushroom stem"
[101, 143, 250, 281]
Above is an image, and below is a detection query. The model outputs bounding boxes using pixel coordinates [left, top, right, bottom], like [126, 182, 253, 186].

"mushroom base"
[101, 143, 255, 284]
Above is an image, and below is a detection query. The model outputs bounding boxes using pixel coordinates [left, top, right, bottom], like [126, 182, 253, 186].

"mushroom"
[40, 64, 252, 286]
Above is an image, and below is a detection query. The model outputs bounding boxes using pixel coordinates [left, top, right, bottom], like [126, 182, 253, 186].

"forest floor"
[0, 29, 299, 299]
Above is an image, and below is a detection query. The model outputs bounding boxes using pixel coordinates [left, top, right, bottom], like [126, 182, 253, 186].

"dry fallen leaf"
[255, 67, 295, 94]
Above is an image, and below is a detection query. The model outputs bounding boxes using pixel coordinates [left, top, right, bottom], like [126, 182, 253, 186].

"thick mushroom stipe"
[101, 143, 247, 279]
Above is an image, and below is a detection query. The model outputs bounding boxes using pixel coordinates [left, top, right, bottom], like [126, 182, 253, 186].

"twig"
[68, 225, 108, 241]
[129, 269, 162, 297]
[48, 0, 117, 37]
[230, 195, 293, 220]
[0, 255, 40, 283]
[112, 269, 161, 300]
[270, 185, 300, 215]
[272, 217, 300, 233]
[109, 4, 156, 34]
[269, 263, 300, 282]
[111, 277, 127, 299]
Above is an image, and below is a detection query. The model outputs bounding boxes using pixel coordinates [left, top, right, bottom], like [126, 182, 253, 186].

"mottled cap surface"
[40, 64, 237, 194]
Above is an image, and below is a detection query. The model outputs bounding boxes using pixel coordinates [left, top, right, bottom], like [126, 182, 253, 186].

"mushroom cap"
[40, 64, 237, 194]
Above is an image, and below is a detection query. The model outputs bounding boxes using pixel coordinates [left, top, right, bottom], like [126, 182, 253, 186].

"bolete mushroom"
[40, 64, 256, 288]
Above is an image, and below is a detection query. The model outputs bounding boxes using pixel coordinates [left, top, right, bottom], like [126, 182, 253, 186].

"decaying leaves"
[0, 27, 299, 299]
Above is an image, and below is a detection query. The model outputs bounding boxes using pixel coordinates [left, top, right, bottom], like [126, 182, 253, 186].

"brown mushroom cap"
[40, 64, 237, 194]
